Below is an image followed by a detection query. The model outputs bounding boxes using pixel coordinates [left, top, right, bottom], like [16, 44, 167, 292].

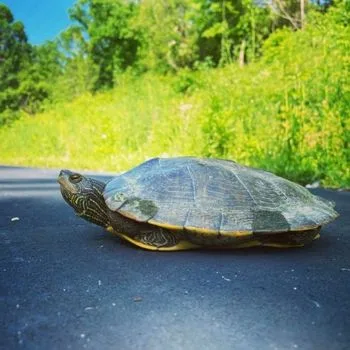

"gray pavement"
[1, 166, 350, 350]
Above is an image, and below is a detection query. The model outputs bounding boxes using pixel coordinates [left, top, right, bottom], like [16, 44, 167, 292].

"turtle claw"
[76, 210, 86, 217]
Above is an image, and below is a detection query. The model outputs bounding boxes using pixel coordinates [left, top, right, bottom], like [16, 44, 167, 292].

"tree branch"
[267, 0, 300, 30]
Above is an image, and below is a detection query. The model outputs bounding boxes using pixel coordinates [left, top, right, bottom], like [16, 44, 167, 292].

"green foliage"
[171, 69, 201, 94]
[17, 41, 63, 113]
[0, 5, 63, 123]
[198, 1, 350, 186]
[60, 0, 283, 78]
[236, 0, 272, 61]
[57, 23, 98, 100]
[133, 0, 202, 72]
[68, 0, 139, 89]
[52, 56, 98, 103]
[133, 0, 274, 71]
[0, 4, 31, 118]
[0, 109, 22, 126]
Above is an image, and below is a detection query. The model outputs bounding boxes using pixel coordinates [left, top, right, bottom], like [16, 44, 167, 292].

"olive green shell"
[103, 157, 338, 235]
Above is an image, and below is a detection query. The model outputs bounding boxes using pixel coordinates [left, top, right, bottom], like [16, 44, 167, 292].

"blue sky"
[3, 0, 76, 45]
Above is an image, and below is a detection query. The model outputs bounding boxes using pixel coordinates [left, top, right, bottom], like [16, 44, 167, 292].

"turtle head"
[58, 170, 109, 228]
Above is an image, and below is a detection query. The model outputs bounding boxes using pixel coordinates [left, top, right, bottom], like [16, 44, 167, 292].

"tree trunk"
[300, 0, 305, 29]
[238, 40, 246, 68]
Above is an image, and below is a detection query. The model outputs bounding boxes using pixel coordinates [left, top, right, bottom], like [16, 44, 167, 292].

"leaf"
[202, 22, 227, 38]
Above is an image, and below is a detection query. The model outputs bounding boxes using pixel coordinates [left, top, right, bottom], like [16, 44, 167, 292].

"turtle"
[57, 157, 338, 251]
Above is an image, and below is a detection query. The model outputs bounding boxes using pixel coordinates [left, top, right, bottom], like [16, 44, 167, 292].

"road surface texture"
[1, 166, 350, 350]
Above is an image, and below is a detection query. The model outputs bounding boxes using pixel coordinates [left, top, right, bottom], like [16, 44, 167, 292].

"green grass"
[0, 74, 204, 171]
[0, 9, 349, 187]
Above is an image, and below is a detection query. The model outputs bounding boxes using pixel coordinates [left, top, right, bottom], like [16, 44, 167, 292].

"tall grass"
[0, 7, 349, 187]
[0, 73, 207, 170]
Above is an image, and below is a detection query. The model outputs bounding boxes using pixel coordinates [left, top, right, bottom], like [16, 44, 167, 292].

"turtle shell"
[103, 157, 338, 236]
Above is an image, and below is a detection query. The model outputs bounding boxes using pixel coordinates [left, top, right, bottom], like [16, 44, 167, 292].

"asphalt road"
[1, 166, 350, 350]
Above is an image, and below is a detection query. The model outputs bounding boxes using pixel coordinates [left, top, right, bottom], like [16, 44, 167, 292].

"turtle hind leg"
[259, 227, 321, 248]
[113, 228, 200, 251]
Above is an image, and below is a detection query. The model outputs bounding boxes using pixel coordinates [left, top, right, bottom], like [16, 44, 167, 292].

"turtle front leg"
[135, 228, 178, 248]
[107, 226, 200, 251]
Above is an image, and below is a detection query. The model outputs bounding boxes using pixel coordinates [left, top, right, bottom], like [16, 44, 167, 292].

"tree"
[0, 4, 31, 113]
[57, 25, 98, 99]
[236, 0, 272, 64]
[0, 5, 64, 122]
[18, 41, 63, 113]
[266, 0, 307, 29]
[134, 0, 273, 70]
[133, 0, 201, 72]
[68, 0, 139, 90]
[198, 0, 272, 66]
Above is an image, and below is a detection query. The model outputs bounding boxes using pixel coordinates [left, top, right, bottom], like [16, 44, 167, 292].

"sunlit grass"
[0, 74, 204, 171]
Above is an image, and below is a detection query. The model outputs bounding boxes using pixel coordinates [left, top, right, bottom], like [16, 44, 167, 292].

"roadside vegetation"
[0, 1, 349, 187]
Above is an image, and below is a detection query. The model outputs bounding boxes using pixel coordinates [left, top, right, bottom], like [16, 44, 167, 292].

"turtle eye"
[69, 174, 82, 184]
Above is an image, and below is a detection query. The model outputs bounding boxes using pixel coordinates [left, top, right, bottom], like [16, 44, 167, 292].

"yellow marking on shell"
[185, 226, 218, 235]
[252, 224, 322, 234]
[292, 224, 320, 231]
[149, 220, 254, 238]
[223, 230, 253, 237]
[185, 226, 254, 238]
[138, 215, 322, 237]
[148, 219, 183, 231]
[119, 210, 140, 221]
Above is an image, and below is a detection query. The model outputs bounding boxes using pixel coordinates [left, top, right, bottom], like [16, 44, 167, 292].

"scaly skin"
[58, 170, 183, 248]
